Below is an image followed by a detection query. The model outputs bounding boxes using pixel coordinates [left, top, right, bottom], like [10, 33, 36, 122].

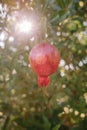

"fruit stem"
[41, 16, 47, 42]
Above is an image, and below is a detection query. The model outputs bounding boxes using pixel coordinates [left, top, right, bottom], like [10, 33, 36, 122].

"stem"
[42, 87, 49, 97]
[40, 16, 47, 42]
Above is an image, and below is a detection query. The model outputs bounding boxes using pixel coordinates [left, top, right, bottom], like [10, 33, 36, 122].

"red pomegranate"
[29, 43, 60, 87]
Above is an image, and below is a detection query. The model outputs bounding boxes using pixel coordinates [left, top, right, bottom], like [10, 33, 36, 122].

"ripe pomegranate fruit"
[29, 43, 60, 87]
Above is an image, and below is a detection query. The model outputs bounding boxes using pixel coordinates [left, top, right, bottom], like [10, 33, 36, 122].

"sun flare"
[17, 20, 33, 33]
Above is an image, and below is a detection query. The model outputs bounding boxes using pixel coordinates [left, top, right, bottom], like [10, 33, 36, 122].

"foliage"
[0, 0, 87, 130]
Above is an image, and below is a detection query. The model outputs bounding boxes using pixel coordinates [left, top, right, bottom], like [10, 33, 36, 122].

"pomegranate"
[29, 43, 60, 87]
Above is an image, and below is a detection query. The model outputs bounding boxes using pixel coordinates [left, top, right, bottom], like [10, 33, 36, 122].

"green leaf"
[57, 0, 71, 9]
[50, 11, 70, 24]
[42, 115, 51, 130]
[52, 124, 60, 130]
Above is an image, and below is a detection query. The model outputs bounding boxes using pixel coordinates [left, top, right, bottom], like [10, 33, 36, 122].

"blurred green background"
[0, 0, 87, 130]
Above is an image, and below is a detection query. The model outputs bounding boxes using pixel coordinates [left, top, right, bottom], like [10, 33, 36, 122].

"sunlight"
[16, 20, 33, 33]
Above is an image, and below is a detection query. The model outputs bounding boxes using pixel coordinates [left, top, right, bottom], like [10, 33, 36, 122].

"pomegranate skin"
[29, 43, 60, 87]
[38, 76, 50, 87]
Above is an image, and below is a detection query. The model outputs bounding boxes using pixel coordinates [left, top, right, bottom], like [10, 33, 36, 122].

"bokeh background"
[0, 0, 87, 130]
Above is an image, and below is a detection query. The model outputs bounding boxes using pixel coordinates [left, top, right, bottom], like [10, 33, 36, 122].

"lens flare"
[17, 20, 33, 33]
